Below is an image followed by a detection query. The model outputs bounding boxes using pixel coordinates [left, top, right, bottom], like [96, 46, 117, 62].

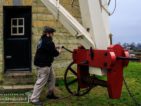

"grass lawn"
[1, 62, 141, 106]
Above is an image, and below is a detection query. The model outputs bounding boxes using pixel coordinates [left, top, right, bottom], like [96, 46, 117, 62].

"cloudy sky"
[109, 0, 141, 44]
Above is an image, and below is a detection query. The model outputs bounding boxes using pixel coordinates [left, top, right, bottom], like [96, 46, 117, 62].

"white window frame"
[11, 18, 25, 36]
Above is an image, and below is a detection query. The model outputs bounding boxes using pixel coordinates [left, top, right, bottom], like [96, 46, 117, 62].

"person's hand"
[56, 45, 62, 53]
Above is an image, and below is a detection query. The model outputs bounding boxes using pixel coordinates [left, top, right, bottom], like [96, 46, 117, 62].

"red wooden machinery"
[63, 44, 139, 99]
[40, 0, 140, 100]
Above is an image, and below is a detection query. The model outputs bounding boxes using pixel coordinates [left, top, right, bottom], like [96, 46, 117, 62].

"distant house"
[134, 46, 141, 59]
[123, 43, 141, 61]
[0, 0, 81, 77]
[135, 46, 141, 51]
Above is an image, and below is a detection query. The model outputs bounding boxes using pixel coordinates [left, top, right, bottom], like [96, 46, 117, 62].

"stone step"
[0, 85, 33, 91]
[3, 71, 35, 85]
[4, 71, 33, 77]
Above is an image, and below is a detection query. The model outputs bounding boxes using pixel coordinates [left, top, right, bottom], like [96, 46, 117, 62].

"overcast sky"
[109, 0, 141, 44]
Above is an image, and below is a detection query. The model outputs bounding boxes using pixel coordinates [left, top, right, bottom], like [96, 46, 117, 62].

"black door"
[3, 6, 32, 72]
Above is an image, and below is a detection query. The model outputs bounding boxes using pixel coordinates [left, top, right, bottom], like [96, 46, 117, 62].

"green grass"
[1, 62, 141, 106]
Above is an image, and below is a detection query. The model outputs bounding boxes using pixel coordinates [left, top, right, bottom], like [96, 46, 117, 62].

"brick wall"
[0, 0, 81, 77]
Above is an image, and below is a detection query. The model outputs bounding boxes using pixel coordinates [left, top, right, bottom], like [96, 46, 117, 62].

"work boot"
[46, 92, 59, 99]
[30, 100, 43, 106]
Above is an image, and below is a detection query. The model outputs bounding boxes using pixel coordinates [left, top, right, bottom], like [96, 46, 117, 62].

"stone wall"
[0, 0, 4, 75]
[0, 0, 82, 77]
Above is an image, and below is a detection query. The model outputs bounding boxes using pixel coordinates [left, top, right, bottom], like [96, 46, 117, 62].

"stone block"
[34, 14, 54, 21]
[33, 0, 44, 7]
[33, 21, 43, 27]
[63, 4, 73, 15]
[0, 6, 2, 13]
[32, 14, 38, 21]
[32, 7, 38, 13]
[3, 72, 35, 85]
[36, 6, 49, 14]
[4, 0, 12, 5]
[33, 20, 57, 27]
[57, 52, 72, 60]
[62, 0, 72, 5]
[22, 0, 33, 5]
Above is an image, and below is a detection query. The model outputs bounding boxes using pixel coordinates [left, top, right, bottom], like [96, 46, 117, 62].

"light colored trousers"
[30, 66, 55, 102]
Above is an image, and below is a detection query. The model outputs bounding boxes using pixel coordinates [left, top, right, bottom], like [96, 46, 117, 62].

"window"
[11, 18, 24, 36]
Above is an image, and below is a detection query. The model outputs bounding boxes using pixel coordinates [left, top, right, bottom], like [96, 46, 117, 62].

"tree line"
[121, 42, 141, 51]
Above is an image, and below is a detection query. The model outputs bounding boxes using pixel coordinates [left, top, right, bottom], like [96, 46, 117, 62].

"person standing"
[30, 26, 61, 106]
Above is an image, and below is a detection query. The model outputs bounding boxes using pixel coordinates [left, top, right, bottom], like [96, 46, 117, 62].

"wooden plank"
[41, 0, 95, 48]
[79, 0, 110, 49]
[79, 0, 111, 75]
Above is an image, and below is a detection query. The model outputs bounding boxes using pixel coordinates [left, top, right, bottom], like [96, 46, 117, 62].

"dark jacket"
[34, 34, 59, 67]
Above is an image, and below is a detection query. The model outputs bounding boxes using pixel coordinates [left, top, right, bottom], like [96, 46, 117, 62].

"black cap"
[43, 26, 56, 33]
